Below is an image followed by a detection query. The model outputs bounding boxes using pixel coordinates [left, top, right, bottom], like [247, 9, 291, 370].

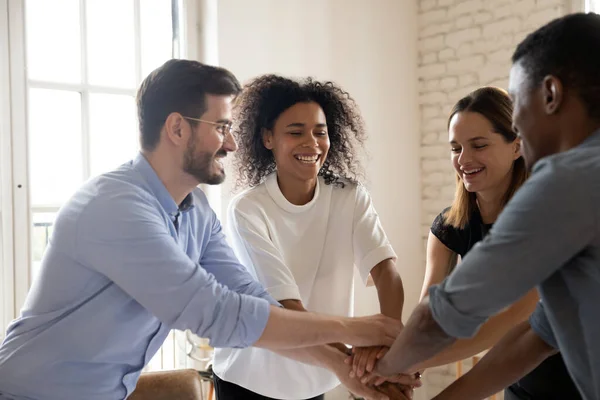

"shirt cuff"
[428, 284, 487, 339]
[358, 245, 397, 284]
[267, 283, 302, 302]
[210, 295, 271, 349]
[529, 304, 558, 349]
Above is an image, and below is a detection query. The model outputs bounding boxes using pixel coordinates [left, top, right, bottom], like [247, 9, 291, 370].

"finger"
[344, 355, 352, 365]
[377, 346, 388, 359]
[377, 383, 409, 400]
[356, 349, 369, 378]
[352, 348, 362, 376]
[387, 374, 422, 386]
[366, 347, 380, 372]
[374, 376, 387, 386]
[402, 386, 414, 400]
[360, 372, 379, 386]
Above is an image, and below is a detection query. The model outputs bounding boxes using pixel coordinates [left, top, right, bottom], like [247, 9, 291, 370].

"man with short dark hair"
[0, 60, 400, 400]
[374, 13, 600, 400]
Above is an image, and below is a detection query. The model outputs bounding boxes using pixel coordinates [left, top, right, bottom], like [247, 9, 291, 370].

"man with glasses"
[0, 60, 401, 400]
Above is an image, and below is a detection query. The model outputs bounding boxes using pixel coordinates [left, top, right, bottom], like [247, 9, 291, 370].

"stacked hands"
[334, 315, 422, 400]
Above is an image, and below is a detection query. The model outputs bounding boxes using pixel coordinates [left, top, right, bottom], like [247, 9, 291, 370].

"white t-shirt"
[213, 173, 397, 399]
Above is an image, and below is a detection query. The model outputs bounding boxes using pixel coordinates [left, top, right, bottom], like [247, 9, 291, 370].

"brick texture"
[417, 0, 567, 397]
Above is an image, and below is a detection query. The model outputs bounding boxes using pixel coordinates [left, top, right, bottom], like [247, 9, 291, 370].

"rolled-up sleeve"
[76, 188, 270, 348]
[529, 302, 558, 349]
[429, 160, 594, 338]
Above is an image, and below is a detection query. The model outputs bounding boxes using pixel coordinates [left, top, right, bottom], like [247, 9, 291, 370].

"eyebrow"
[216, 119, 232, 124]
[449, 136, 489, 144]
[285, 123, 327, 128]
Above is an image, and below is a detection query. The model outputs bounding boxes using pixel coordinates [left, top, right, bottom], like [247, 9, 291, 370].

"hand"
[376, 382, 414, 400]
[329, 351, 391, 400]
[366, 372, 422, 388]
[344, 347, 422, 388]
[347, 314, 402, 348]
[346, 346, 386, 378]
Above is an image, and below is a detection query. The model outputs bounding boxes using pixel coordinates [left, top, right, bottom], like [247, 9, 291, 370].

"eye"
[288, 131, 302, 136]
[315, 131, 328, 136]
[474, 144, 488, 150]
[451, 147, 461, 153]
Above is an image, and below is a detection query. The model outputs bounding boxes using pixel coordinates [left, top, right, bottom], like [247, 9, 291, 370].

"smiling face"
[182, 94, 237, 185]
[449, 111, 521, 195]
[263, 101, 330, 185]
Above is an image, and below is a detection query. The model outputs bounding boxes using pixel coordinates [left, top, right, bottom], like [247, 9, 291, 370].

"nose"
[303, 133, 319, 147]
[457, 147, 472, 166]
[223, 130, 238, 152]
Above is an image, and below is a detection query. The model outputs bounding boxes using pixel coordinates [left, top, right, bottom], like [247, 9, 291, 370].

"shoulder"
[431, 207, 453, 232]
[430, 207, 466, 254]
[532, 150, 594, 187]
[76, 171, 159, 219]
[228, 182, 272, 225]
[323, 176, 363, 201]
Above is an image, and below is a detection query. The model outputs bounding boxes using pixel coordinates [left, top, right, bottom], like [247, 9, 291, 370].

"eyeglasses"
[182, 116, 233, 136]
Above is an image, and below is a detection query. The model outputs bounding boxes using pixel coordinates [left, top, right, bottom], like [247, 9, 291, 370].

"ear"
[513, 137, 522, 160]
[541, 75, 563, 115]
[262, 128, 274, 150]
[164, 112, 187, 146]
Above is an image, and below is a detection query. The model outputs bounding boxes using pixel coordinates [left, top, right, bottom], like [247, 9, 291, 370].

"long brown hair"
[444, 87, 528, 228]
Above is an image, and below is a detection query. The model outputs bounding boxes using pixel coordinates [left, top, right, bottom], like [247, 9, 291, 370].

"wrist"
[374, 355, 394, 377]
[322, 346, 347, 373]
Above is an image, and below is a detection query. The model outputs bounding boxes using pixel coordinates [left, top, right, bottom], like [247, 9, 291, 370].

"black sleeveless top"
[431, 208, 581, 400]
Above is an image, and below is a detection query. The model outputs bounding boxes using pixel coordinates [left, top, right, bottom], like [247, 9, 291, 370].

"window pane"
[28, 89, 83, 206]
[140, 0, 174, 77]
[89, 94, 138, 176]
[31, 212, 57, 281]
[86, 0, 135, 88]
[25, 0, 81, 83]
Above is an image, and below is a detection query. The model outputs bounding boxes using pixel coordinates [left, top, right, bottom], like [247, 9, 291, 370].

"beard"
[183, 134, 227, 185]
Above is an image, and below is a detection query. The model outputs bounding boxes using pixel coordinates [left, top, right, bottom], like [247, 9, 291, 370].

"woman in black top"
[418, 87, 580, 399]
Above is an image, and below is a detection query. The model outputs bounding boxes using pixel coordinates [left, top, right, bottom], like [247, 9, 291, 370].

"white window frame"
[586, 0, 600, 11]
[1, 0, 220, 371]
[4, 0, 179, 319]
[0, 0, 16, 339]
[569, 0, 596, 12]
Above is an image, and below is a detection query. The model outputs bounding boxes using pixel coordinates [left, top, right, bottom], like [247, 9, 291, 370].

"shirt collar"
[132, 152, 195, 216]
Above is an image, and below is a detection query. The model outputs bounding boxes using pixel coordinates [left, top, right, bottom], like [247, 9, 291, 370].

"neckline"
[265, 173, 321, 214]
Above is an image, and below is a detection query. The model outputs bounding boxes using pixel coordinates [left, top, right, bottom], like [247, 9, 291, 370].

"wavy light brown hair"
[445, 87, 528, 228]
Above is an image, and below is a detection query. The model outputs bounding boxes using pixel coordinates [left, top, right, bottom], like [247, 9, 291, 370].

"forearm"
[274, 342, 348, 370]
[433, 321, 556, 400]
[254, 306, 345, 349]
[414, 289, 538, 370]
[373, 260, 404, 320]
[376, 300, 455, 376]
[254, 306, 400, 350]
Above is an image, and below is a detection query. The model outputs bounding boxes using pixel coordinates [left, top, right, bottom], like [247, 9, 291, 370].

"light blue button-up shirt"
[0, 154, 277, 400]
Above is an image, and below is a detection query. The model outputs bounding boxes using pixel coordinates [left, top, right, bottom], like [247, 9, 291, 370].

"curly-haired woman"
[212, 75, 415, 400]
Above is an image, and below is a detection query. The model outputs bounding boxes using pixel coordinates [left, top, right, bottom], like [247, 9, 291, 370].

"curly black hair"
[233, 74, 366, 188]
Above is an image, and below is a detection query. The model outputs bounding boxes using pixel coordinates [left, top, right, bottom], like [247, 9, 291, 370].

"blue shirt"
[429, 130, 600, 400]
[0, 154, 277, 400]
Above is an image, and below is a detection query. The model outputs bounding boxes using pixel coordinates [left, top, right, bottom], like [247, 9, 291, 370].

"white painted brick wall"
[418, 0, 567, 397]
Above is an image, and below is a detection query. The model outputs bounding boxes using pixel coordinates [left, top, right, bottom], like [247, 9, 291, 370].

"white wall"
[417, 0, 568, 397]
[217, 1, 421, 398]
[218, 0, 422, 317]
